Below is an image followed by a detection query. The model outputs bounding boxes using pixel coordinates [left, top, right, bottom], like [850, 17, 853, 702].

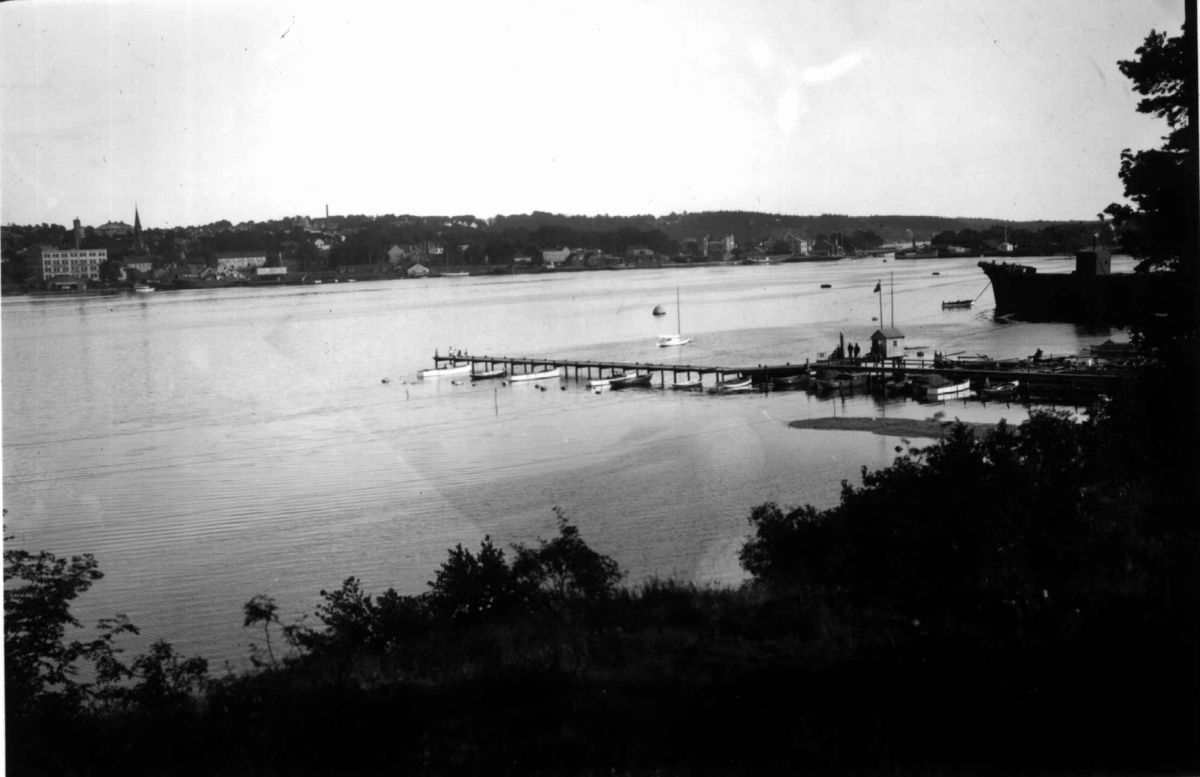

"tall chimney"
[326, 204, 329, 219]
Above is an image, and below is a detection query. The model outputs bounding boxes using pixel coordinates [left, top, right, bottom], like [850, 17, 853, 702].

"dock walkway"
[431, 353, 1131, 396]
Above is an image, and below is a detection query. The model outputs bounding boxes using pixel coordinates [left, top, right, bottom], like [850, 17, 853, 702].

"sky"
[0, 0, 1187, 229]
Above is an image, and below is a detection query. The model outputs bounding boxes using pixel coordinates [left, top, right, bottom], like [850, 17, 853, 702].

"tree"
[510, 508, 622, 604]
[1105, 18, 1197, 274]
[738, 410, 1177, 631]
[4, 541, 139, 716]
[243, 594, 282, 669]
[426, 537, 519, 622]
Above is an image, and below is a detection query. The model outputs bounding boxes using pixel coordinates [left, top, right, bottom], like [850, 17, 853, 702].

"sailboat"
[656, 287, 693, 347]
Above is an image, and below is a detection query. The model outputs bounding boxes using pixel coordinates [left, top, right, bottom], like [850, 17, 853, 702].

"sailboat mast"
[676, 286, 682, 334]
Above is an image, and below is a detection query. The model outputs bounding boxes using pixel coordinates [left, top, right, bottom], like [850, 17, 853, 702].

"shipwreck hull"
[979, 260, 1183, 327]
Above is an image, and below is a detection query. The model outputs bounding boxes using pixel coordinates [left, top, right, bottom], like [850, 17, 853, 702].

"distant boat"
[941, 299, 973, 309]
[896, 245, 940, 259]
[656, 287, 693, 347]
[652, 305, 666, 316]
[471, 368, 507, 380]
[610, 372, 653, 389]
[711, 375, 753, 392]
[772, 372, 810, 389]
[133, 283, 155, 293]
[980, 380, 1021, 400]
[439, 271, 470, 278]
[418, 362, 472, 379]
[913, 375, 972, 398]
[670, 377, 704, 390]
[815, 372, 867, 392]
[509, 366, 563, 382]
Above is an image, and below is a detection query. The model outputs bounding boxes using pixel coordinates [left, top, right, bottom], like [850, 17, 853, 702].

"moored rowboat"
[418, 362, 472, 378]
[610, 372, 653, 388]
[471, 368, 507, 380]
[711, 375, 753, 393]
[509, 366, 563, 382]
[914, 376, 972, 398]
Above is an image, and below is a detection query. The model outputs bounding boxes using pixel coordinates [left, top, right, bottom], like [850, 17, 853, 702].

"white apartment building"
[26, 247, 107, 281]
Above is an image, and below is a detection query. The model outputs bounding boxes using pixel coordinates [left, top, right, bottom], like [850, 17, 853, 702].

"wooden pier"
[430, 353, 1132, 398]
[432, 353, 789, 387]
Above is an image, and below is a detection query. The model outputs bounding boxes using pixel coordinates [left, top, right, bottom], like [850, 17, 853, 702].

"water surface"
[3, 256, 1131, 666]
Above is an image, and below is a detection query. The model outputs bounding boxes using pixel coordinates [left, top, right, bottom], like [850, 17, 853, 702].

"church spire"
[133, 205, 146, 252]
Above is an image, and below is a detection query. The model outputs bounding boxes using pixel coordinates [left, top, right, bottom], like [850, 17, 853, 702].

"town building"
[542, 248, 572, 267]
[25, 245, 107, 283]
[213, 252, 268, 272]
[94, 221, 133, 237]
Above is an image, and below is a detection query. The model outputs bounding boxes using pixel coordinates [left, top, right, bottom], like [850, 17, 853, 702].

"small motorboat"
[941, 299, 973, 309]
[470, 368, 507, 380]
[610, 372, 653, 389]
[656, 334, 694, 347]
[670, 378, 704, 390]
[980, 380, 1021, 400]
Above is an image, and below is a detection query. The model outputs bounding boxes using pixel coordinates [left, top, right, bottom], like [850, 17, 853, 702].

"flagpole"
[878, 279, 883, 324]
[890, 272, 894, 329]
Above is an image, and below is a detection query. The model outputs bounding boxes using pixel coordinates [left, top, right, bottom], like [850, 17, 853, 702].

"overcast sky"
[0, 0, 1186, 229]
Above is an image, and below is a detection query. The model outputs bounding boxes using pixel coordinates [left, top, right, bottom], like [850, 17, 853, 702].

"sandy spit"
[787, 417, 999, 440]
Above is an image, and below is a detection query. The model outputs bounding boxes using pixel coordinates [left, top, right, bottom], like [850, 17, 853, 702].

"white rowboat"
[509, 366, 563, 382]
[418, 363, 472, 378]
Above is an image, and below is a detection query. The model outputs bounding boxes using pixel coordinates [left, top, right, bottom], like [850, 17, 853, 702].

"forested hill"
[494, 210, 1093, 244]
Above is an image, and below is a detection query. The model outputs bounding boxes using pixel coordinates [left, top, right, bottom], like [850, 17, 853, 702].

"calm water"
[2, 255, 1133, 667]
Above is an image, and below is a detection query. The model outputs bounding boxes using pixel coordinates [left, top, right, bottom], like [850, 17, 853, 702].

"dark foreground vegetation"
[6, 358, 1198, 775]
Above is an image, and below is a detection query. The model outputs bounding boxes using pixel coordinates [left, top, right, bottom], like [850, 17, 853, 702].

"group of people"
[831, 342, 864, 361]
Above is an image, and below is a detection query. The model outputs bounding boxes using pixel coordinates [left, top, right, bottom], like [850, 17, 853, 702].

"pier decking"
[431, 353, 1132, 397]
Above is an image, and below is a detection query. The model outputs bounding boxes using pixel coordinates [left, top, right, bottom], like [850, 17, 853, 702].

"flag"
[873, 281, 881, 293]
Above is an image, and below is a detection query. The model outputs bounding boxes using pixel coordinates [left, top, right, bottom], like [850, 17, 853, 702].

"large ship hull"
[978, 259, 1183, 326]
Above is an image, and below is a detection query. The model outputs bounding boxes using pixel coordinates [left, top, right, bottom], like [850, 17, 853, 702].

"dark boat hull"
[978, 259, 1185, 326]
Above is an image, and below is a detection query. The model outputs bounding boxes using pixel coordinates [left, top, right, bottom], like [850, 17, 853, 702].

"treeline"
[6, 358, 1196, 774]
[651, 210, 1096, 246]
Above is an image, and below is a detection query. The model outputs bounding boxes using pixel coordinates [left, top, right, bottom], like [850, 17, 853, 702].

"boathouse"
[870, 327, 906, 359]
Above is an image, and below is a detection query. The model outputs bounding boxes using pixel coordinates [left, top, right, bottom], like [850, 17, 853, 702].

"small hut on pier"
[870, 327, 906, 360]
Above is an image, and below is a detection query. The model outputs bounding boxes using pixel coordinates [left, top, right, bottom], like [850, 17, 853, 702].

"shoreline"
[787, 416, 999, 439]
